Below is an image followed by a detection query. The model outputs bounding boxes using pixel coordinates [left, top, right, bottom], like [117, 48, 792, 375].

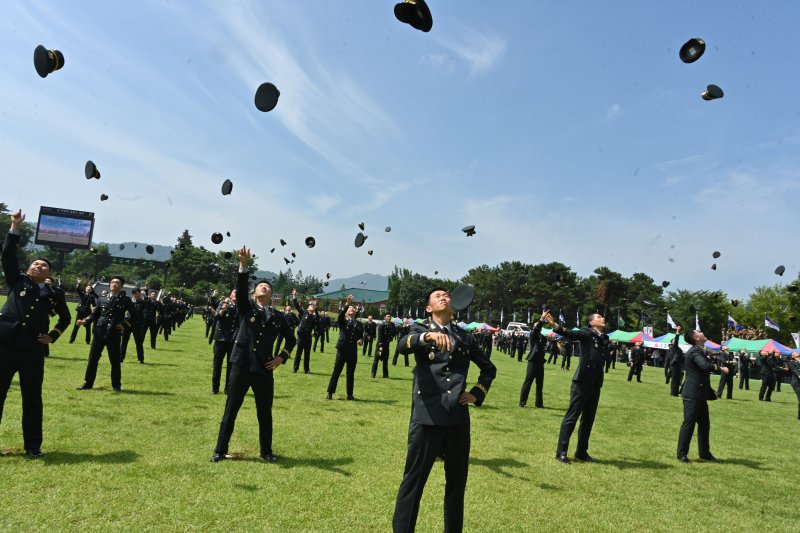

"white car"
[501, 322, 531, 337]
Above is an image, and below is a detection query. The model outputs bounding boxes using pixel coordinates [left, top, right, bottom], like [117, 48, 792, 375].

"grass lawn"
[1, 304, 799, 531]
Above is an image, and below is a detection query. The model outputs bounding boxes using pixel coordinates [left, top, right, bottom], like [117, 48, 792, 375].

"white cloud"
[434, 22, 507, 77]
[605, 103, 621, 120]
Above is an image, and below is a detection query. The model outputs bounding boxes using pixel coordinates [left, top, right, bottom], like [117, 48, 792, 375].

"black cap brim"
[354, 232, 366, 248]
[305, 237, 315, 248]
[221, 179, 233, 195]
[255, 83, 280, 112]
[450, 284, 475, 312]
[211, 233, 223, 245]
[145, 245, 154, 254]
[100, 194, 108, 201]
[85, 160, 100, 179]
[775, 265, 786, 276]
[34, 45, 64, 78]
[702, 84, 724, 101]
[394, 1, 433, 32]
[679, 38, 706, 64]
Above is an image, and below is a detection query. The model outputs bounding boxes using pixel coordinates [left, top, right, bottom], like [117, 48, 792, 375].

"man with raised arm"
[0, 209, 71, 457]
[212, 246, 296, 462]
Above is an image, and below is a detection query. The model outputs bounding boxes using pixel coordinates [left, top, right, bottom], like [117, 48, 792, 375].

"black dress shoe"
[555, 453, 570, 464]
[260, 452, 279, 462]
[25, 449, 43, 458]
[113, 387, 122, 392]
[325, 393, 333, 400]
[677, 454, 691, 463]
[76, 384, 92, 390]
[574, 453, 597, 463]
[211, 390, 219, 395]
[304, 370, 310, 374]
[346, 395, 356, 401]
[699, 454, 720, 463]
[210, 453, 226, 463]
[518, 403, 526, 408]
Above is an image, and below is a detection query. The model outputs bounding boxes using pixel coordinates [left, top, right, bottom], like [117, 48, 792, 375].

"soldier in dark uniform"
[392, 319, 411, 367]
[669, 329, 684, 397]
[274, 304, 298, 356]
[41, 276, 71, 359]
[738, 349, 751, 390]
[205, 289, 220, 338]
[159, 296, 173, 341]
[291, 289, 317, 374]
[677, 329, 728, 463]
[68, 280, 96, 344]
[546, 338, 560, 365]
[605, 340, 617, 372]
[211, 246, 296, 462]
[323, 311, 331, 342]
[326, 295, 363, 400]
[211, 293, 237, 394]
[371, 313, 395, 379]
[561, 340, 573, 370]
[120, 287, 147, 363]
[362, 315, 377, 357]
[715, 346, 736, 399]
[516, 333, 527, 361]
[144, 290, 161, 350]
[788, 352, 800, 420]
[547, 311, 608, 464]
[312, 310, 327, 353]
[0, 210, 71, 456]
[627, 341, 645, 382]
[519, 314, 548, 408]
[758, 350, 777, 401]
[76, 275, 137, 391]
[392, 287, 496, 533]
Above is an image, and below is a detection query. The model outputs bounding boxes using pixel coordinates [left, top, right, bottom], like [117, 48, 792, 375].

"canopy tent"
[646, 332, 721, 352]
[722, 337, 795, 355]
[607, 330, 654, 344]
[461, 322, 498, 332]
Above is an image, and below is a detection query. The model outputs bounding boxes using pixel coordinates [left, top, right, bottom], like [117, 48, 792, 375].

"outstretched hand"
[239, 245, 250, 266]
[10, 209, 24, 230]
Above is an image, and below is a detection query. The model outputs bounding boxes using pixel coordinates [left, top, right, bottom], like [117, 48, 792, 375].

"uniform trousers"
[393, 421, 470, 533]
[371, 343, 390, 378]
[313, 333, 325, 353]
[677, 397, 710, 457]
[362, 337, 374, 357]
[739, 369, 749, 390]
[0, 345, 45, 451]
[759, 375, 776, 401]
[121, 327, 146, 362]
[214, 364, 274, 455]
[792, 382, 800, 419]
[627, 364, 642, 382]
[556, 382, 601, 456]
[716, 372, 734, 399]
[670, 367, 683, 396]
[519, 362, 544, 407]
[212, 340, 234, 393]
[69, 310, 92, 344]
[328, 346, 358, 396]
[294, 334, 312, 372]
[84, 331, 122, 389]
[148, 321, 158, 349]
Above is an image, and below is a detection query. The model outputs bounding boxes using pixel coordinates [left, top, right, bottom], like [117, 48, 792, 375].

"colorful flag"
[667, 312, 677, 329]
[765, 315, 781, 331]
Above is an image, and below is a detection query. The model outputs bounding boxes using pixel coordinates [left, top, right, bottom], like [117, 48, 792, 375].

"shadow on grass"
[720, 457, 770, 470]
[235, 454, 355, 476]
[42, 449, 140, 465]
[602, 457, 671, 470]
[352, 398, 398, 405]
[537, 483, 561, 491]
[470, 456, 530, 479]
[116, 389, 176, 396]
[134, 361, 180, 367]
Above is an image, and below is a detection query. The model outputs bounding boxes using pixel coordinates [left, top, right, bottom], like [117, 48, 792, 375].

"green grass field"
[1, 307, 799, 532]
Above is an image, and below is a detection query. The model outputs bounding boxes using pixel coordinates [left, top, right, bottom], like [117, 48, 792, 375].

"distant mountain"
[323, 273, 388, 292]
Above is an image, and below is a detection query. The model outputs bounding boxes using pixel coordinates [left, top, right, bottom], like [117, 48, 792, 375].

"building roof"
[312, 287, 389, 304]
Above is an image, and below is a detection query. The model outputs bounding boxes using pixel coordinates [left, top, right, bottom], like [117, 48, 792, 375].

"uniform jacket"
[213, 301, 238, 342]
[669, 336, 684, 369]
[682, 345, 719, 401]
[230, 272, 296, 374]
[789, 359, 800, 386]
[83, 292, 137, 340]
[759, 353, 778, 378]
[377, 320, 395, 345]
[336, 307, 363, 351]
[0, 232, 71, 352]
[292, 299, 317, 337]
[525, 321, 548, 365]
[363, 320, 377, 341]
[398, 319, 496, 426]
[553, 325, 608, 387]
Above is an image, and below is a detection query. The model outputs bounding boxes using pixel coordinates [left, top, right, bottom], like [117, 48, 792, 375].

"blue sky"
[2, 1, 799, 298]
